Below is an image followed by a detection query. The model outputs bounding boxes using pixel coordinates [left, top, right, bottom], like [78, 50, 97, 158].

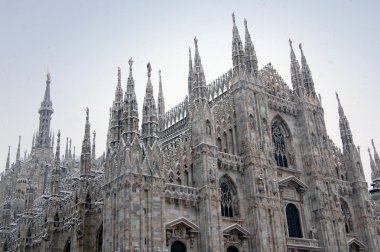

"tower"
[35, 73, 54, 149]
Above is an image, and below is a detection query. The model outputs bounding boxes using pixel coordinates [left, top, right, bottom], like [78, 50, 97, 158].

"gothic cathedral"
[1, 14, 380, 252]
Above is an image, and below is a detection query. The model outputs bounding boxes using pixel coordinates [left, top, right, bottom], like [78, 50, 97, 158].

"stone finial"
[194, 36, 198, 50]
[47, 72, 51, 81]
[232, 12, 236, 24]
[129, 58, 134, 71]
[86, 107, 89, 122]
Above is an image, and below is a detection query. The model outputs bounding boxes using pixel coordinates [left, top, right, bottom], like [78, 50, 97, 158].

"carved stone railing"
[164, 183, 198, 207]
[216, 152, 244, 172]
[207, 69, 233, 102]
[286, 237, 321, 250]
[267, 94, 298, 116]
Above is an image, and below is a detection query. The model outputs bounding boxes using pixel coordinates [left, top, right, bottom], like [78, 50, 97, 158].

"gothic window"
[217, 137, 222, 152]
[64, 238, 71, 252]
[220, 176, 239, 218]
[229, 128, 235, 154]
[272, 124, 288, 167]
[96, 225, 103, 252]
[86, 192, 91, 209]
[223, 132, 228, 153]
[227, 246, 239, 252]
[171, 240, 186, 252]
[341, 199, 354, 233]
[54, 212, 59, 227]
[184, 170, 189, 186]
[286, 203, 302, 238]
[168, 171, 174, 183]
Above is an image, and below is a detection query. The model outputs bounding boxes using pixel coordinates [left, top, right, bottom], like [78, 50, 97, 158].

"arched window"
[220, 176, 239, 218]
[272, 124, 288, 167]
[96, 225, 103, 252]
[223, 132, 228, 153]
[217, 137, 222, 152]
[171, 240, 186, 252]
[64, 237, 71, 252]
[340, 199, 354, 233]
[227, 246, 239, 252]
[54, 212, 59, 227]
[286, 203, 302, 238]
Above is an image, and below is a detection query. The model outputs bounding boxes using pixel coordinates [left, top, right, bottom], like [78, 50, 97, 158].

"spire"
[122, 58, 140, 143]
[192, 37, 208, 104]
[16, 136, 21, 162]
[299, 43, 316, 97]
[142, 63, 158, 147]
[92, 131, 96, 160]
[5, 146, 10, 170]
[69, 138, 72, 159]
[32, 132, 35, 149]
[372, 139, 380, 168]
[55, 131, 61, 163]
[368, 147, 379, 180]
[188, 47, 194, 100]
[36, 73, 54, 148]
[231, 13, 245, 76]
[115, 67, 123, 102]
[65, 137, 69, 160]
[244, 18, 258, 77]
[81, 108, 92, 175]
[157, 69, 165, 132]
[336, 93, 353, 152]
[289, 39, 304, 97]
[52, 131, 61, 195]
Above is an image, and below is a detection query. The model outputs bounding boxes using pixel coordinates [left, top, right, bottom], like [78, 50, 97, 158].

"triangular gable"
[223, 223, 250, 237]
[347, 238, 365, 249]
[278, 176, 308, 192]
[165, 217, 199, 232]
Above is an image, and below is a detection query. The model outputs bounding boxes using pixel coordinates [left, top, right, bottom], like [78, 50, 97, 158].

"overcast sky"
[1, 1, 379, 185]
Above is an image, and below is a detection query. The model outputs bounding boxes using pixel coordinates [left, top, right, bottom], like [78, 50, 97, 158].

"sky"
[0, 1, 379, 185]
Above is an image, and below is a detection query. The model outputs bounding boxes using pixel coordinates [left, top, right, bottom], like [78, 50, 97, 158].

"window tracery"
[220, 176, 239, 218]
[272, 124, 288, 167]
[341, 198, 354, 233]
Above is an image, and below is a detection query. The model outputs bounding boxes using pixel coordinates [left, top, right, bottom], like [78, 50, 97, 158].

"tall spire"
[115, 67, 123, 102]
[188, 47, 193, 101]
[289, 39, 304, 97]
[157, 69, 165, 132]
[244, 18, 258, 77]
[122, 58, 140, 143]
[192, 37, 208, 104]
[16, 136, 21, 162]
[31, 132, 35, 149]
[51, 131, 61, 195]
[69, 138, 72, 159]
[299, 44, 316, 97]
[92, 131, 96, 161]
[81, 108, 92, 175]
[336, 93, 353, 152]
[65, 137, 69, 160]
[35, 73, 54, 148]
[142, 62, 158, 147]
[372, 139, 380, 168]
[5, 146, 10, 171]
[231, 13, 245, 76]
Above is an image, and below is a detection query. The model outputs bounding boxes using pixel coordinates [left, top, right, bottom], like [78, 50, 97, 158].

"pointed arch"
[171, 240, 186, 252]
[340, 198, 354, 233]
[63, 237, 71, 252]
[219, 175, 239, 218]
[271, 115, 292, 168]
[96, 224, 103, 252]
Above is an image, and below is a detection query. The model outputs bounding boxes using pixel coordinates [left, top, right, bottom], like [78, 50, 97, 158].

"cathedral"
[1, 13, 380, 252]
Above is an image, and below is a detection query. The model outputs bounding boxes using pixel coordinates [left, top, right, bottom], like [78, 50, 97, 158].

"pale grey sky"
[1, 1, 379, 185]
